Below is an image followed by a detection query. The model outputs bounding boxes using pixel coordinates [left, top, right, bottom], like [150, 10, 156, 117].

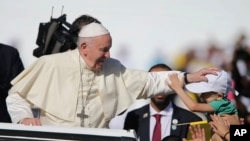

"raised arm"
[145, 67, 220, 98]
[167, 73, 214, 113]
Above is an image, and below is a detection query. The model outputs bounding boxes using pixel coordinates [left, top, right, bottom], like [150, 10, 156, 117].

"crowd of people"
[1, 13, 248, 141]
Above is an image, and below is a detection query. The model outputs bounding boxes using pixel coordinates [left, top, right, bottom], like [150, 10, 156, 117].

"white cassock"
[6, 49, 183, 128]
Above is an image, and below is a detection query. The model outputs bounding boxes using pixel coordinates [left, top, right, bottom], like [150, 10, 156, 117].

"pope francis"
[6, 14, 218, 128]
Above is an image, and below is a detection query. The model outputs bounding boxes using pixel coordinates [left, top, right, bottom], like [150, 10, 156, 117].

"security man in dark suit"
[123, 64, 203, 141]
[0, 43, 24, 122]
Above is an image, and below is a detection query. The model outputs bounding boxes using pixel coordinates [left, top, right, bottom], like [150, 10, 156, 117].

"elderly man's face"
[80, 34, 112, 71]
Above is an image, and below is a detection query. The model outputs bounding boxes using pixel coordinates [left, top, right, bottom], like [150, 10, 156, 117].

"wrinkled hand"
[209, 114, 230, 138]
[187, 67, 220, 83]
[187, 125, 206, 141]
[19, 118, 42, 126]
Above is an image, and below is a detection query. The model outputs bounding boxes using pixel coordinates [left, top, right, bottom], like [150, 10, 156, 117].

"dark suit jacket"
[124, 103, 202, 141]
[0, 43, 24, 122]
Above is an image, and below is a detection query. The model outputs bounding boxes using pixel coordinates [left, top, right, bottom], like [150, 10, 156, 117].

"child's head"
[185, 70, 230, 102]
[199, 92, 222, 103]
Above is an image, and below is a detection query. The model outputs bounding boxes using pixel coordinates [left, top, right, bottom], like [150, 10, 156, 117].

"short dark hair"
[148, 63, 172, 72]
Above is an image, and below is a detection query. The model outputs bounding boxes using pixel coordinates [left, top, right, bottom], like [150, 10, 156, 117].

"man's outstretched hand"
[186, 67, 220, 83]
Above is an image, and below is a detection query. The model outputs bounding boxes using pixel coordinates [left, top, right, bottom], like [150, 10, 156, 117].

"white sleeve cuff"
[146, 71, 183, 97]
[6, 93, 34, 123]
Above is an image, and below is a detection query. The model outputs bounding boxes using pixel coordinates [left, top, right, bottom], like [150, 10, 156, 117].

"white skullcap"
[78, 22, 109, 37]
[185, 70, 230, 95]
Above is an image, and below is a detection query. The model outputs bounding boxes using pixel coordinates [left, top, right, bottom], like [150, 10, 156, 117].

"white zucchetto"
[78, 22, 109, 37]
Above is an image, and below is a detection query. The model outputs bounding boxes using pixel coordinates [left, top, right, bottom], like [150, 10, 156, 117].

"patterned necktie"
[152, 114, 161, 141]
